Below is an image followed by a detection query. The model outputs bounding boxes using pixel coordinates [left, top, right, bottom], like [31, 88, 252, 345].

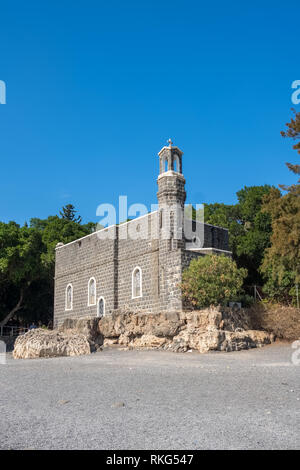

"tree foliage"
[261, 110, 300, 303]
[0, 222, 46, 326]
[181, 255, 247, 308]
[59, 204, 82, 223]
[187, 185, 273, 285]
[35, 215, 91, 266]
[0, 207, 96, 326]
[279, 109, 300, 193]
[280, 108, 300, 154]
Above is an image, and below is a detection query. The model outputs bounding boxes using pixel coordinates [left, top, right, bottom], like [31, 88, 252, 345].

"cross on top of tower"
[168, 138, 173, 148]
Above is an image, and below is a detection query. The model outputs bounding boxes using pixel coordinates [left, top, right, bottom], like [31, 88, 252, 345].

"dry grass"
[248, 303, 300, 340]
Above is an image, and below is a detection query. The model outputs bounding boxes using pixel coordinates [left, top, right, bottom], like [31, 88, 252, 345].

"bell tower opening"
[159, 138, 183, 175]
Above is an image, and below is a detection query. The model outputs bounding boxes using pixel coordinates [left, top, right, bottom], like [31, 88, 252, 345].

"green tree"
[194, 186, 273, 285]
[280, 108, 300, 154]
[39, 216, 91, 265]
[31, 215, 96, 323]
[59, 204, 82, 223]
[0, 214, 97, 327]
[0, 222, 46, 326]
[234, 186, 273, 285]
[261, 110, 300, 303]
[261, 188, 300, 302]
[181, 254, 247, 308]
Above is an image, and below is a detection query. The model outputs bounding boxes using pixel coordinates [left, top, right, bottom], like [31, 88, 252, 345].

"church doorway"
[97, 297, 105, 317]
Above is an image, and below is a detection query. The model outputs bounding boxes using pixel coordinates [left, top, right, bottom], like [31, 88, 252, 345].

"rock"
[103, 338, 119, 347]
[111, 401, 125, 408]
[118, 332, 132, 345]
[13, 329, 91, 359]
[99, 311, 185, 339]
[129, 334, 169, 349]
[52, 306, 274, 356]
[143, 312, 185, 337]
[98, 307, 274, 354]
[59, 316, 103, 351]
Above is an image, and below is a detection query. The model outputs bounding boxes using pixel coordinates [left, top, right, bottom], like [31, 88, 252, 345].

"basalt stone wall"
[158, 247, 183, 312]
[54, 213, 163, 327]
[116, 212, 161, 313]
[181, 249, 203, 269]
[54, 212, 231, 326]
[54, 225, 117, 327]
[184, 219, 229, 251]
[203, 223, 229, 250]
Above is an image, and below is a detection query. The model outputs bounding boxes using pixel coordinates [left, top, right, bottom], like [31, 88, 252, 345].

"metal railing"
[0, 326, 29, 337]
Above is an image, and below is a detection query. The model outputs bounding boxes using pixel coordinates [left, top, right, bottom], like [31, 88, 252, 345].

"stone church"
[54, 141, 230, 327]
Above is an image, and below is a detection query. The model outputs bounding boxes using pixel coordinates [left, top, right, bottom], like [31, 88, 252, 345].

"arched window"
[174, 154, 180, 173]
[132, 267, 142, 299]
[65, 284, 73, 311]
[88, 277, 96, 306]
[164, 157, 168, 172]
[97, 297, 105, 317]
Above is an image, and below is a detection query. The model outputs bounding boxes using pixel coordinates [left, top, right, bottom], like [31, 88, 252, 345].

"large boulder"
[59, 316, 103, 351]
[98, 306, 274, 353]
[99, 311, 185, 339]
[220, 330, 273, 352]
[13, 328, 91, 359]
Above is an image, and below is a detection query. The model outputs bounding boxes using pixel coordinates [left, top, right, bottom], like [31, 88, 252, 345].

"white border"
[132, 266, 142, 299]
[87, 277, 97, 306]
[65, 283, 73, 311]
[97, 296, 105, 317]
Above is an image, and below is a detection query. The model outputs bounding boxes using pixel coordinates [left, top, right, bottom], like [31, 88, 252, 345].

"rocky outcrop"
[14, 308, 273, 359]
[13, 328, 91, 359]
[58, 317, 102, 351]
[99, 311, 185, 339]
[98, 307, 273, 353]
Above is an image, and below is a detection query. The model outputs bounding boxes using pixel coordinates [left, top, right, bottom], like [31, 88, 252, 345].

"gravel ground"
[0, 342, 299, 450]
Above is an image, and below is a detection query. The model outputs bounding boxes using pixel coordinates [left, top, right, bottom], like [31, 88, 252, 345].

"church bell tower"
[157, 139, 186, 312]
[157, 139, 186, 249]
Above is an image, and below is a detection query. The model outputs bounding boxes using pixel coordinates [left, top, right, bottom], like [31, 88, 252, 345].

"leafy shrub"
[181, 254, 247, 308]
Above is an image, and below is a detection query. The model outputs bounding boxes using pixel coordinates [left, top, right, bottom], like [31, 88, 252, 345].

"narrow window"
[164, 157, 168, 172]
[65, 284, 73, 311]
[132, 267, 142, 298]
[88, 277, 96, 306]
[159, 209, 163, 229]
[97, 297, 105, 317]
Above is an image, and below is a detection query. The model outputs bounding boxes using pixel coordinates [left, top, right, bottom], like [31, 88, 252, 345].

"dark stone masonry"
[54, 142, 230, 327]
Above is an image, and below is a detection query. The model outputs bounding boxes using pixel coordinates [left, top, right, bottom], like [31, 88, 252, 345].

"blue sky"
[0, 0, 299, 225]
